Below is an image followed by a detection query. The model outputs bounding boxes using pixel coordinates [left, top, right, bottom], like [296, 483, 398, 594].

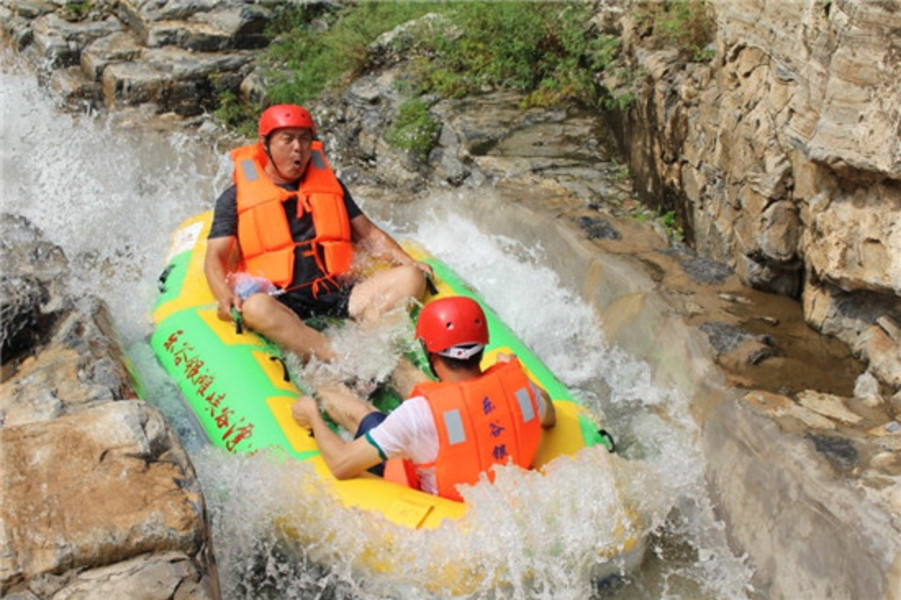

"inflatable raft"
[151, 211, 645, 591]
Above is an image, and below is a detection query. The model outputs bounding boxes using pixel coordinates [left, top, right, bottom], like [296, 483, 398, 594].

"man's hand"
[291, 396, 319, 429]
[205, 235, 244, 323]
[216, 293, 241, 322]
[415, 261, 434, 280]
[289, 396, 383, 479]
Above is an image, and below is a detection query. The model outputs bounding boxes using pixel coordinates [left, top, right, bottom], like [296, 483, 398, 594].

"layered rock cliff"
[603, 0, 900, 397]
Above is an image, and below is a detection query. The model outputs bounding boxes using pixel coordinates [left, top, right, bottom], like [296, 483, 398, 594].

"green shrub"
[212, 90, 257, 139]
[62, 0, 91, 18]
[630, 205, 684, 242]
[262, 2, 441, 106]
[659, 209, 684, 242]
[385, 98, 441, 163]
[217, 1, 626, 131]
[633, 0, 717, 62]
[413, 2, 619, 108]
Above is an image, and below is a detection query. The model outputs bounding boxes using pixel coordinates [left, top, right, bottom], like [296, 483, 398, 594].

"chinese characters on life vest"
[482, 395, 508, 462]
[163, 328, 255, 452]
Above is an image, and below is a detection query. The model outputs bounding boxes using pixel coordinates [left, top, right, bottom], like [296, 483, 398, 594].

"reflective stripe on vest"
[239, 159, 259, 182]
[516, 386, 536, 423]
[442, 409, 466, 445]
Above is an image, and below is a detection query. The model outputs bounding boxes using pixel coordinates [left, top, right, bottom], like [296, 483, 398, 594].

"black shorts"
[276, 284, 353, 322]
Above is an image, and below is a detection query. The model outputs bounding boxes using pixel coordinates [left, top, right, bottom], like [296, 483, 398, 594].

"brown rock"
[0, 401, 207, 589]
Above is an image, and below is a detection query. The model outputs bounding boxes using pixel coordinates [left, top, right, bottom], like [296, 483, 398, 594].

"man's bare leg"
[240, 293, 336, 362]
[347, 265, 426, 324]
[348, 264, 431, 395]
[389, 355, 430, 397]
[241, 265, 424, 361]
[242, 266, 429, 396]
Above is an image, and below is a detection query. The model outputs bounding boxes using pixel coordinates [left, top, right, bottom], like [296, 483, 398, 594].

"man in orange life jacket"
[291, 296, 557, 502]
[205, 104, 433, 365]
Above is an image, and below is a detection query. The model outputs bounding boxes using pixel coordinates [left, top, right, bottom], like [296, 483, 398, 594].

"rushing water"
[2, 58, 758, 599]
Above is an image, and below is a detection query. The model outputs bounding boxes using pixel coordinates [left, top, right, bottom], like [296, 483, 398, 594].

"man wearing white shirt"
[292, 296, 556, 501]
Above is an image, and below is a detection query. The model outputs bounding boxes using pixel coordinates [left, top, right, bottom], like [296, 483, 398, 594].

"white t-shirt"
[366, 387, 549, 496]
[366, 395, 441, 494]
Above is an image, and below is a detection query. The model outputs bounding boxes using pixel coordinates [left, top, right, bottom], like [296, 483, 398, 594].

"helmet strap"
[262, 135, 298, 184]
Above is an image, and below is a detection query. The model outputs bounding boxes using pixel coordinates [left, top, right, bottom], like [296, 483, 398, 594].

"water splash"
[1, 56, 227, 344]
[186, 200, 755, 599]
[192, 445, 644, 599]
[413, 211, 604, 386]
[2, 58, 757, 599]
[404, 198, 757, 599]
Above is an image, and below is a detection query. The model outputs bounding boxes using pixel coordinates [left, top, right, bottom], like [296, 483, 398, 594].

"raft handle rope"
[425, 274, 438, 296]
[269, 356, 291, 383]
[157, 264, 174, 294]
[230, 307, 244, 335]
[598, 429, 616, 453]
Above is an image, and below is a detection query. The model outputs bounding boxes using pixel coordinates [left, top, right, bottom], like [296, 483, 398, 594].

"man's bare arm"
[204, 236, 240, 320]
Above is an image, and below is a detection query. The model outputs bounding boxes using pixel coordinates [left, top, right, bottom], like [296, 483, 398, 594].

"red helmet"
[258, 104, 317, 138]
[416, 296, 489, 359]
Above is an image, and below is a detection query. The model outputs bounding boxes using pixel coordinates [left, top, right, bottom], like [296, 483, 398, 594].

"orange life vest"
[231, 142, 353, 294]
[408, 359, 544, 502]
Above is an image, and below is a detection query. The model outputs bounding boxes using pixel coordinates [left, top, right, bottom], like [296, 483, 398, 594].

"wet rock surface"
[0, 215, 219, 598]
[2, 1, 900, 597]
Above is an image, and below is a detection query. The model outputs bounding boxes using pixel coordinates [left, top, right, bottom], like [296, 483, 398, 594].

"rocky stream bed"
[2, 0, 900, 598]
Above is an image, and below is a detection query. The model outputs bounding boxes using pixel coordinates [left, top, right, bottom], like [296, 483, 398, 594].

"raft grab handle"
[269, 356, 291, 383]
[426, 275, 438, 296]
[598, 429, 616, 453]
[230, 307, 244, 335]
[157, 264, 174, 293]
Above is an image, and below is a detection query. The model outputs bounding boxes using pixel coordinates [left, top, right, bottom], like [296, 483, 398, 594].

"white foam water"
[2, 56, 757, 599]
